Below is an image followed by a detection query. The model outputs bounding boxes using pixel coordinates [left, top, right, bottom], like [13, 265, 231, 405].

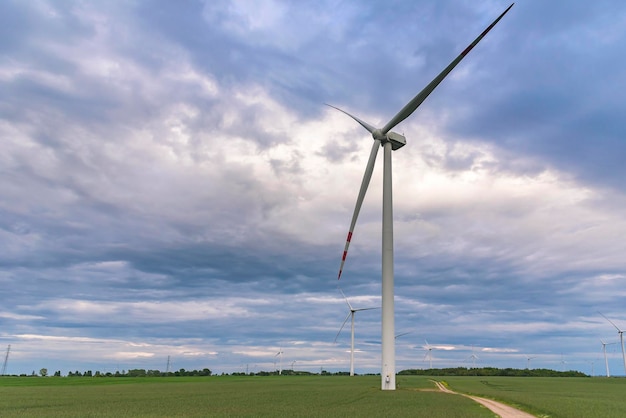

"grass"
[1, 375, 625, 417]
[0, 375, 490, 417]
[441, 376, 626, 418]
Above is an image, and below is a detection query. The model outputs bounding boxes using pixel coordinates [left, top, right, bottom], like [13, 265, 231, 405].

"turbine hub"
[372, 129, 385, 141]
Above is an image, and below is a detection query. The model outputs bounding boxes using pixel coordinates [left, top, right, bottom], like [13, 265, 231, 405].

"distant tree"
[39, 368, 48, 377]
[127, 369, 146, 377]
[54, 370, 61, 377]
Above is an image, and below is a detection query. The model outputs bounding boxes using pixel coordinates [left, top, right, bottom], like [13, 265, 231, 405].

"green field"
[0, 375, 624, 417]
[443, 376, 626, 418]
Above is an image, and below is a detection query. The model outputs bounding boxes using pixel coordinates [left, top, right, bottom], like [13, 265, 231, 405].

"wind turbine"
[599, 312, 626, 375]
[335, 288, 379, 376]
[1, 345, 9, 376]
[331, 4, 514, 390]
[526, 356, 536, 370]
[423, 340, 434, 369]
[589, 359, 595, 377]
[600, 339, 617, 377]
[466, 346, 479, 369]
[275, 348, 283, 375]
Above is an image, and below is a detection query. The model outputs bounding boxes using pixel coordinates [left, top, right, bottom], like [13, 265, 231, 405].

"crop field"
[0, 375, 624, 417]
[0, 375, 489, 418]
[442, 376, 626, 418]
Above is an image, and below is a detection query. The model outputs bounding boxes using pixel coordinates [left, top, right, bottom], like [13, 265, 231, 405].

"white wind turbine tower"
[335, 288, 379, 376]
[600, 339, 617, 377]
[275, 348, 283, 375]
[331, 4, 514, 390]
[526, 356, 536, 370]
[599, 312, 626, 375]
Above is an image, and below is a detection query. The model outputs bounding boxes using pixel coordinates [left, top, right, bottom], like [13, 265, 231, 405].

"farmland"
[0, 375, 624, 417]
[443, 376, 626, 417]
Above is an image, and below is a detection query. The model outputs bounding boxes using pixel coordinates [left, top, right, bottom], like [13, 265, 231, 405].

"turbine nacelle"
[371, 129, 406, 150]
[384, 131, 406, 150]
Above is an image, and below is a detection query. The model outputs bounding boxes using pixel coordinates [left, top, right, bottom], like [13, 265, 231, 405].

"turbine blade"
[599, 311, 624, 332]
[354, 307, 380, 312]
[381, 3, 514, 134]
[334, 312, 352, 343]
[338, 287, 354, 311]
[337, 139, 381, 280]
[326, 104, 377, 134]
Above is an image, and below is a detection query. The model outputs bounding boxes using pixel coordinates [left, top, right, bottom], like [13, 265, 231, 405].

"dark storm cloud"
[439, 1, 626, 190]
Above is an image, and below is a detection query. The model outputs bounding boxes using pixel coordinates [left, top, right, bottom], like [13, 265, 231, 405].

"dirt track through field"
[433, 381, 535, 418]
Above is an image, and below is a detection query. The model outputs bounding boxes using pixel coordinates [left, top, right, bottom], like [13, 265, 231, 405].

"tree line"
[14, 368, 213, 378]
[13, 366, 589, 378]
[398, 367, 588, 377]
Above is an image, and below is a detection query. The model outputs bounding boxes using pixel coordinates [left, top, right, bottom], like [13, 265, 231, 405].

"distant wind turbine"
[599, 312, 626, 375]
[466, 346, 479, 369]
[600, 339, 617, 377]
[335, 288, 379, 376]
[526, 356, 536, 370]
[331, 4, 514, 390]
[275, 348, 283, 375]
[423, 340, 434, 369]
[1, 345, 9, 376]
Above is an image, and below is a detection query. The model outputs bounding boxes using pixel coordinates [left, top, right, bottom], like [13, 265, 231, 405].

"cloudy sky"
[2, 0, 626, 377]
